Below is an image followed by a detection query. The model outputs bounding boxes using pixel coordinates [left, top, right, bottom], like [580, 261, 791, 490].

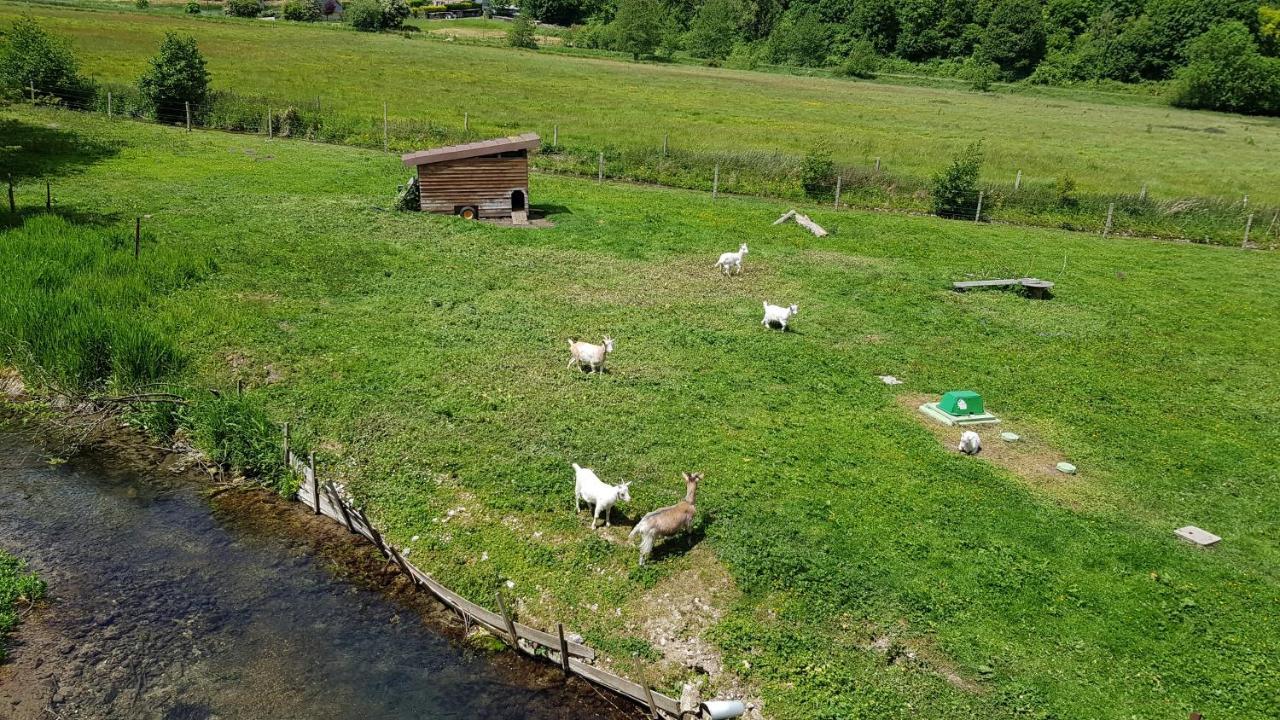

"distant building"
[401, 133, 539, 221]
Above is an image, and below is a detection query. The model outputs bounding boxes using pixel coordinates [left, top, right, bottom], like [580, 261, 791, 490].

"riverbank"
[0, 406, 640, 719]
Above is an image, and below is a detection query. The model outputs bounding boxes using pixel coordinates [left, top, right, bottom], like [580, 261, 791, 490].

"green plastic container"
[938, 390, 984, 416]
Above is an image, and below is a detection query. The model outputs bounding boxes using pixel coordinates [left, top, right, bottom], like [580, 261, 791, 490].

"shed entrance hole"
[511, 189, 526, 211]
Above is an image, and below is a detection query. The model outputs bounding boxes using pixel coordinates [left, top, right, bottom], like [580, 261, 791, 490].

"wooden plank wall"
[418, 155, 528, 218]
[289, 450, 681, 718]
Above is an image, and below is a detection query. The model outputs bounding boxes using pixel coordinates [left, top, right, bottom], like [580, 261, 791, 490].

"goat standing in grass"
[567, 336, 614, 374]
[573, 463, 631, 529]
[629, 472, 701, 565]
[761, 301, 798, 331]
[713, 243, 749, 276]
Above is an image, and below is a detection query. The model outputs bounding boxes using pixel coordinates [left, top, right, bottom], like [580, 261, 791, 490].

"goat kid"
[573, 463, 631, 529]
[761, 301, 799, 331]
[629, 472, 701, 565]
[713, 243, 749, 276]
[958, 430, 982, 455]
[567, 336, 614, 373]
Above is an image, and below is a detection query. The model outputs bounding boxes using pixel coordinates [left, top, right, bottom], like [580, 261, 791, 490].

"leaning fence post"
[974, 191, 984, 222]
[6, 175, 14, 214]
[496, 590, 519, 647]
[1014, 170, 1022, 191]
[282, 422, 290, 467]
[185, 101, 191, 131]
[1243, 213, 1254, 247]
[712, 164, 719, 200]
[383, 101, 389, 152]
[134, 217, 141, 259]
[834, 175, 842, 209]
[309, 451, 319, 514]
[597, 152, 603, 183]
[643, 686, 660, 719]
[1103, 202, 1115, 238]
[557, 623, 571, 676]
[332, 485, 355, 533]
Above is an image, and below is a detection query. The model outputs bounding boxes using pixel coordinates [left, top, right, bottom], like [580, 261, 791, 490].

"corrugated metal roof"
[401, 133, 541, 167]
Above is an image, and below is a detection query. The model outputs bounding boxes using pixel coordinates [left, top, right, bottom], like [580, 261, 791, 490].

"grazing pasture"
[3, 2, 1280, 209]
[4, 105, 1280, 719]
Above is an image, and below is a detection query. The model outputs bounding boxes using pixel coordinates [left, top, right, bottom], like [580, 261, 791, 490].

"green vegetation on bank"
[1, 8, 1277, 246]
[0, 551, 44, 662]
[4, 105, 1277, 719]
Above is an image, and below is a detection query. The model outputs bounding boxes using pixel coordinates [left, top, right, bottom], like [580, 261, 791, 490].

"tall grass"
[0, 215, 212, 394]
[0, 551, 45, 662]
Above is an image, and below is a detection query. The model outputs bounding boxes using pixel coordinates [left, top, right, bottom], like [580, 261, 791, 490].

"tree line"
[520, 0, 1280, 115]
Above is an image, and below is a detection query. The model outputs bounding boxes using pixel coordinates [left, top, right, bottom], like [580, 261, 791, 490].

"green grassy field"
[4, 1, 1280, 208]
[5, 105, 1279, 719]
[0, 550, 45, 662]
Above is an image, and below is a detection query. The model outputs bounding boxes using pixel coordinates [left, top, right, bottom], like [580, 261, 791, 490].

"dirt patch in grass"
[895, 393, 1083, 505]
[860, 620, 982, 693]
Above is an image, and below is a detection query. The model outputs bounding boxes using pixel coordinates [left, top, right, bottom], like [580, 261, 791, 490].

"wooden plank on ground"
[569, 658, 681, 716]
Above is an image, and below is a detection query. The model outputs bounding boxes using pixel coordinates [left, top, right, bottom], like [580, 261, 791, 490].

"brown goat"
[628, 472, 701, 565]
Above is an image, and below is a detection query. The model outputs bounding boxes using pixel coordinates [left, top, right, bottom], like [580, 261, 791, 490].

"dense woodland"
[523, 0, 1280, 114]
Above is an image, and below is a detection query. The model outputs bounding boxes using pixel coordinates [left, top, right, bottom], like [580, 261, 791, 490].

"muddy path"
[0, 415, 640, 720]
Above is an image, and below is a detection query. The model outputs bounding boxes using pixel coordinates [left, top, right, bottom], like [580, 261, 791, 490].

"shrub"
[931, 141, 984, 219]
[508, 14, 538, 49]
[135, 0, 150, 8]
[137, 32, 210, 122]
[960, 58, 1001, 91]
[1056, 175, 1079, 208]
[767, 8, 831, 67]
[224, 0, 262, 16]
[347, 0, 409, 30]
[685, 0, 746, 61]
[724, 41, 763, 70]
[610, 0, 674, 60]
[836, 39, 879, 79]
[0, 17, 94, 106]
[799, 146, 836, 197]
[282, 0, 322, 20]
[185, 1, 202, 13]
[188, 395, 287, 488]
[1170, 22, 1280, 116]
[395, 175, 420, 210]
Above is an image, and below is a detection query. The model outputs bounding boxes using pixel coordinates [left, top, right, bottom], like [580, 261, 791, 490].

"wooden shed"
[401, 133, 540, 221]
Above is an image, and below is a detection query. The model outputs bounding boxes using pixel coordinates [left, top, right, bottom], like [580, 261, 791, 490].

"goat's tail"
[628, 519, 647, 539]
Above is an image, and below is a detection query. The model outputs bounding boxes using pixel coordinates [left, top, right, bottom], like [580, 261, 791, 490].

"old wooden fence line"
[285, 444, 683, 719]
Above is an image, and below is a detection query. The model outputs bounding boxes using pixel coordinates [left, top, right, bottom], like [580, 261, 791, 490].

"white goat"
[567, 336, 614, 373]
[713, 243, 749, 276]
[958, 430, 982, 455]
[761, 301, 799, 331]
[573, 463, 631, 529]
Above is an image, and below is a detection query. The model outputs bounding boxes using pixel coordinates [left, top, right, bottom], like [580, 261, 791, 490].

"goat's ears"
[683, 472, 703, 481]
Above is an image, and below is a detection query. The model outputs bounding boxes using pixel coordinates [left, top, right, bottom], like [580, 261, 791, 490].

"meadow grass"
[0, 550, 45, 662]
[5, 105, 1280, 719]
[4, 1, 1280, 209]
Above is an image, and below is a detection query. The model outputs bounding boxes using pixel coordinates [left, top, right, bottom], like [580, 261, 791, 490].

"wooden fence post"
[267, 108, 273, 140]
[974, 191, 984, 222]
[1103, 203, 1115, 238]
[309, 451, 319, 514]
[1014, 170, 1022, 191]
[107, 91, 112, 118]
[663, 133, 669, 156]
[1243, 213, 1254, 247]
[332, 485, 355, 533]
[874, 157, 881, 172]
[185, 102, 191, 131]
[1266, 211, 1278, 239]
[282, 422, 290, 467]
[6, 175, 14, 214]
[833, 175, 842, 209]
[496, 590, 519, 647]
[45, 181, 51, 211]
[552, 124, 558, 146]
[383, 102, 389, 152]
[597, 152, 604, 183]
[1242, 194, 1248, 209]
[1139, 183, 1147, 202]
[29, 81, 35, 102]
[134, 217, 141, 259]
[712, 164, 719, 200]
[643, 686, 660, 719]
[463, 111, 469, 132]
[557, 623, 570, 676]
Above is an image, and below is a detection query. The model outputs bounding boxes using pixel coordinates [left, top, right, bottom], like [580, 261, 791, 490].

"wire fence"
[7, 80, 1278, 249]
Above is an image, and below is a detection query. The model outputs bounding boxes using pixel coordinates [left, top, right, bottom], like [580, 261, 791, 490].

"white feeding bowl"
[701, 700, 747, 719]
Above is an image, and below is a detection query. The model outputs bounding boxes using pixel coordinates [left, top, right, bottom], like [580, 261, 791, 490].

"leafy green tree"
[894, 0, 946, 60]
[185, 1, 202, 13]
[1171, 21, 1280, 115]
[346, 0, 409, 30]
[1140, 0, 1257, 78]
[930, 141, 983, 218]
[1258, 4, 1280, 56]
[223, 0, 262, 17]
[974, 0, 1046, 75]
[282, 0, 322, 20]
[835, 38, 879, 78]
[960, 57, 1000, 90]
[685, 0, 747, 60]
[0, 17, 93, 105]
[137, 32, 209, 122]
[519, 0, 591, 26]
[799, 145, 836, 197]
[508, 14, 539, 49]
[847, 0, 897, 54]
[767, 8, 831, 66]
[611, 0, 674, 60]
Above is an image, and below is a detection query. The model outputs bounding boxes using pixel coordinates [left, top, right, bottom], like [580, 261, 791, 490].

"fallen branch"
[100, 393, 190, 406]
[773, 208, 828, 237]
